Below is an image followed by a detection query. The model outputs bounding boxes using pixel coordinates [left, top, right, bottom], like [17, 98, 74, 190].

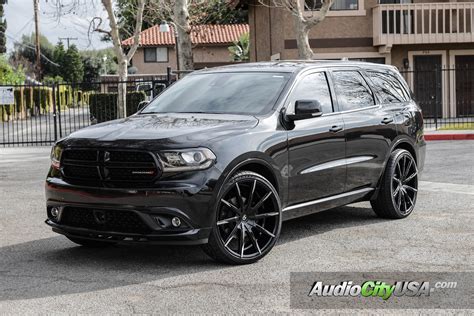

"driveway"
[0, 141, 472, 313]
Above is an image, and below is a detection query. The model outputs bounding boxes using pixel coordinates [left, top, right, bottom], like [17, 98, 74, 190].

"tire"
[67, 236, 116, 248]
[202, 171, 282, 265]
[371, 149, 418, 219]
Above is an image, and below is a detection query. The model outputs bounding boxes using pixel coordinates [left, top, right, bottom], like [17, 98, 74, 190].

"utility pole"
[59, 37, 78, 49]
[33, 0, 41, 80]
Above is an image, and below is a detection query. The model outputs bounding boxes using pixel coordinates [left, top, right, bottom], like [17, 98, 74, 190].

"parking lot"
[0, 141, 473, 313]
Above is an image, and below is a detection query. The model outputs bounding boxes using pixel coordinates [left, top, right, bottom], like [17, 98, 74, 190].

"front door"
[287, 72, 346, 206]
[455, 55, 474, 117]
[413, 55, 442, 118]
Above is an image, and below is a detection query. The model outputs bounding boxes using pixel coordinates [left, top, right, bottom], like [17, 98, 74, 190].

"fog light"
[51, 207, 60, 219]
[171, 217, 181, 227]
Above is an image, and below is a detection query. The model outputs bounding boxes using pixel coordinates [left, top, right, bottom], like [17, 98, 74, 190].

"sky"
[5, 0, 111, 52]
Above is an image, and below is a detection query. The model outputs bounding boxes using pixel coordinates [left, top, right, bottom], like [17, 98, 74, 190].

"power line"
[58, 37, 78, 49]
[6, 33, 60, 67]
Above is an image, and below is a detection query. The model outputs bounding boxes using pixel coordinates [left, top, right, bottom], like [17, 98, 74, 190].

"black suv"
[46, 61, 425, 264]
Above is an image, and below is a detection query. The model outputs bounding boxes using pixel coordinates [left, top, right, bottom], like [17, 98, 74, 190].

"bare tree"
[93, 0, 146, 118]
[148, 0, 194, 71]
[45, 0, 147, 118]
[260, 0, 334, 59]
[173, 0, 194, 71]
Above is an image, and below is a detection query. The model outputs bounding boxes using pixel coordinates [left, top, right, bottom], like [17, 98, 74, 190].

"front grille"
[61, 149, 160, 187]
[60, 207, 152, 234]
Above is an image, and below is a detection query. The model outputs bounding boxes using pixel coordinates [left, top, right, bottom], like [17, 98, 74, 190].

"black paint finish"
[45, 61, 426, 245]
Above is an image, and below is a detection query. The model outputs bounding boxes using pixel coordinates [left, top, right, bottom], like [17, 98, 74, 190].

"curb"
[425, 133, 474, 141]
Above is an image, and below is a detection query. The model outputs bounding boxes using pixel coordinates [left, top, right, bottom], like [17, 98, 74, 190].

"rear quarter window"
[366, 71, 410, 104]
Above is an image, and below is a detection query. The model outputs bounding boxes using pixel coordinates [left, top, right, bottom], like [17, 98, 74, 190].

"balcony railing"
[373, 3, 474, 46]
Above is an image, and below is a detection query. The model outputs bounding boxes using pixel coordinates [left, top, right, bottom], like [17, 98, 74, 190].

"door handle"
[381, 117, 394, 124]
[329, 125, 343, 133]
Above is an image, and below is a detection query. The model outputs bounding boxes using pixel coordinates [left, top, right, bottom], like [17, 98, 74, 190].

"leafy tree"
[80, 48, 118, 75]
[81, 56, 101, 90]
[0, 55, 25, 84]
[52, 42, 66, 77]
[228, 32, 249, 62]
[62, 45, 84, 83]
[10, 33, 58, 78]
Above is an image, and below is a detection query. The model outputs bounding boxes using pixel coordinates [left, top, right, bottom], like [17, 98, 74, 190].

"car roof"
[194, 60, 398, 74]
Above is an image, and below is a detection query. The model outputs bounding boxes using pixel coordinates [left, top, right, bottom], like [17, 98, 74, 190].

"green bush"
[14, 89, 23, 113]
[24, 88, 33, 111]
[89, 91, 146, 123]
[1, 104, 15, 121]
[32, 86, 53, 113]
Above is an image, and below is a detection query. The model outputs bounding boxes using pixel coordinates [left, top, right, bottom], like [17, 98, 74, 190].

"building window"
[144, 47, 168, 63]
[305, 0, 359, 11]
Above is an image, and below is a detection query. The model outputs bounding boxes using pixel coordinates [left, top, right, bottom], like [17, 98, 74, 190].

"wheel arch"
[225, 157, 280, 193]
[215, 154, 284, 200]
[392, 140, 417, 163]
[371, 138, 417, 200]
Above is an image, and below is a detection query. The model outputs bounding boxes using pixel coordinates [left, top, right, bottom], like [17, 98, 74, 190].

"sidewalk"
[424, 129, 474, 141]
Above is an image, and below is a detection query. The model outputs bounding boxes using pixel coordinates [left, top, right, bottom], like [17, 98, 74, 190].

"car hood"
[66, 113, 259, 145]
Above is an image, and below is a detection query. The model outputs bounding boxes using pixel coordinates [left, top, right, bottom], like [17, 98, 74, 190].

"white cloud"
[5, 0, 112, 51]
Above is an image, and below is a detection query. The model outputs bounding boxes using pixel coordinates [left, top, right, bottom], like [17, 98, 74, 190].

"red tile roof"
[122, 24, 249, 47]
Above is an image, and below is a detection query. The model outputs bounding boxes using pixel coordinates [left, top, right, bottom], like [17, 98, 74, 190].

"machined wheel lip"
[215, 177, 280, 260]
[390, 152, 418, 215]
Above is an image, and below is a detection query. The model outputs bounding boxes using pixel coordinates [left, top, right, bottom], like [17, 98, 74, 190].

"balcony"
[373, 2, 474, 49]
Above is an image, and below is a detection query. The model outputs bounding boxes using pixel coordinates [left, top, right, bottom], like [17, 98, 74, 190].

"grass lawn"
[438, 122, 474, 130]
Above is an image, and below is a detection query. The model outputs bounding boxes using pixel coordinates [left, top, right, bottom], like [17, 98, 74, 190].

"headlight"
[158, 148, 216, 172]
[50, 145, 63, 169]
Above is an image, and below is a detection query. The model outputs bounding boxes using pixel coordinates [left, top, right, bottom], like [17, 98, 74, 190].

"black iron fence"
[400, 67, 474, 130]
[0, 75, 173, 147]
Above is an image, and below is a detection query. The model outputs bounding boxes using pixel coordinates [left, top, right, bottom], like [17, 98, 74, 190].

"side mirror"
[137, 100, 149, 112]
[286, 100, 323, 121]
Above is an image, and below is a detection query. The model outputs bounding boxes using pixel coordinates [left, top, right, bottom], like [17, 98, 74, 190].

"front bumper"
[46, 220, 210, 245]
[45, 173, 219, 245]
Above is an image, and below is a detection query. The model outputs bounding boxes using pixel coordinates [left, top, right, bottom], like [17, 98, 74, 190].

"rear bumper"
[45, 172, 219, 245]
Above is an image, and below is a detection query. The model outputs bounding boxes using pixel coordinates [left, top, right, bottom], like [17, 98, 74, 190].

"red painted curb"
[424, 133, 474, 141]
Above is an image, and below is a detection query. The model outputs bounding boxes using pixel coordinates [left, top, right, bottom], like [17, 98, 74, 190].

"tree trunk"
[117, 59, 128, 119]
[101, 0, 144, 119]
[293, 16, 313, 60]
[174, 0, 194, 71]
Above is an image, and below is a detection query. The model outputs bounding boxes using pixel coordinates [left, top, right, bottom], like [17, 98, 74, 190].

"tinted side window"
[367, 71, 409, 104]
[332, 71, 375, 111]
[291, 72, 333, 114]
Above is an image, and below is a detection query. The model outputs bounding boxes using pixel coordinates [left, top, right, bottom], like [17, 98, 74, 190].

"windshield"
[141, 72, 291, 115]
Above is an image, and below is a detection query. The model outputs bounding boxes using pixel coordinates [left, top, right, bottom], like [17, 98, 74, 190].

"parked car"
[45, 61, 425, 264]
[135, 81, 167, 101]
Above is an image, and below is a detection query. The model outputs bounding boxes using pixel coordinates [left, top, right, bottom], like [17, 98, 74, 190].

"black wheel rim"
[216, 178, 280, 259]
[391, 153, 418, 215]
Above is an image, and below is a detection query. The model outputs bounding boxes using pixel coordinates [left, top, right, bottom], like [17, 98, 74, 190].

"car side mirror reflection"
[286, 99, 323, 121]
[137, 101, 149, 112]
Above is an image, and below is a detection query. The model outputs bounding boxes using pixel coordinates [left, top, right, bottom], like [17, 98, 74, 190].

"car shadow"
[0, 203, 384, 301]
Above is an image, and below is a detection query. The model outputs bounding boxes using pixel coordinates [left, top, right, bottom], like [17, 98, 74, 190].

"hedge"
[89, 91, 146, 123]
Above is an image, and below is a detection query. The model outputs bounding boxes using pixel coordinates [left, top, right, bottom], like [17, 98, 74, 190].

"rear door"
[331, 69, 398, 191]
[287, 71, 346, 205]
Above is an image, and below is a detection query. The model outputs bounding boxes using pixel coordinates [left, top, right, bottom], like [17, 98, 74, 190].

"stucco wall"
[131, 45, 233, 74]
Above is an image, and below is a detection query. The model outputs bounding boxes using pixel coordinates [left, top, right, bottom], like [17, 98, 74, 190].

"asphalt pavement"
[0, 141, 472, 314]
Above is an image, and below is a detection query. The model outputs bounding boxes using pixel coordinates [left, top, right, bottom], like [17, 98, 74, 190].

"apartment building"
[247, 0, 474, 118]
